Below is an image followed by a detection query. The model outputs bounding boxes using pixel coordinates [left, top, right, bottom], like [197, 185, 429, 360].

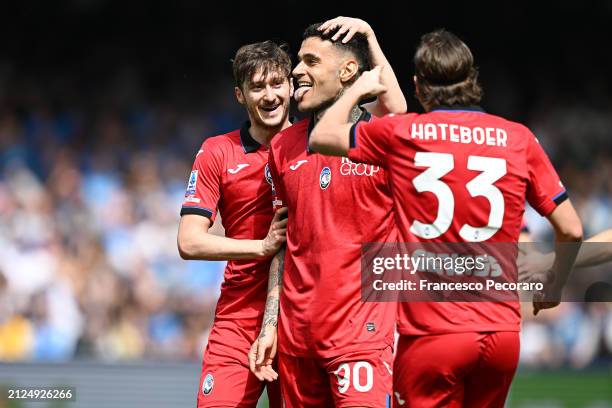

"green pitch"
[508, 369, 612, 408]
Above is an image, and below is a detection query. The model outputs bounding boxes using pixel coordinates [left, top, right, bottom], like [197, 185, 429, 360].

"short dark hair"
[232, 40, 292, 90]
[414, 29, 483, 110]
[302, 23, 371, 80]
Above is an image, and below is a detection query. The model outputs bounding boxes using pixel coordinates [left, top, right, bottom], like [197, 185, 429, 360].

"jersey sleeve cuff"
[535, 190, 568, 216]
[180, 206, 215, 219]
[552, 190, 568, 205]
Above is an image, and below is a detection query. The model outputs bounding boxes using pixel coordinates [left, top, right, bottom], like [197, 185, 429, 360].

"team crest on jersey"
[320, 167, 332, 189]
[186, 170, 198, 196]
[264, 164, 273, 186]
[202, 373, 214, 395]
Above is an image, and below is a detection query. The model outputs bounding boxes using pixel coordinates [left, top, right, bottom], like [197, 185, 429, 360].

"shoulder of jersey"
[382, 112, 416, 122]
[480, 113, 534, 139]
[199, 128, 242, 151]
[372, 111, 417, 130]
[270, 119, 309, 149]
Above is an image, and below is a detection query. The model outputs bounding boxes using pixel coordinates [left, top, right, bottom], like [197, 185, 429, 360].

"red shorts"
[197, 321, 280, 408]
[278, 347, 393, 408]
[393, 331, 519, 408]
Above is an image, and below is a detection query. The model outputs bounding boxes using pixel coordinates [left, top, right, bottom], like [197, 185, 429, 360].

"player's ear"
[289, 79, 294, 97]
[234, 86, 246, 105]
[339, 60, 359, 85]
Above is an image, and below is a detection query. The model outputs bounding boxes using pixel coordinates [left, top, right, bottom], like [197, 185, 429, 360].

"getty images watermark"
[360, 242, 612, 303]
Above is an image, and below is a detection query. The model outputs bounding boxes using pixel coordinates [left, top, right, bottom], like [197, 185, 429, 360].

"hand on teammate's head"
[318, 16, 373, 44]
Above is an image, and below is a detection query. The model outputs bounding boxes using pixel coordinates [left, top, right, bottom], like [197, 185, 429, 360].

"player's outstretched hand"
[351, 66, 387, 99]
[248, 325, 278, 382]
[532, 279, 563, 316]
[517, 250, 562, 315]
[318, 16, 373, 43]
[261, 207, 288, 257]
[518, 250, 554, 283]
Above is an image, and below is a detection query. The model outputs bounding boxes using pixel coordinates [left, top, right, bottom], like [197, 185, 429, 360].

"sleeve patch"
[185, 170, 198, 196]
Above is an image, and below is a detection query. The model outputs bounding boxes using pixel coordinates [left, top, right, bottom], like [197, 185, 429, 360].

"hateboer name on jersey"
[411, 123, 508, 147]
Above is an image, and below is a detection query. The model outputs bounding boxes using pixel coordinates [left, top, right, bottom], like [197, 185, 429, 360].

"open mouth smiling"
[294, 81, 313, 102]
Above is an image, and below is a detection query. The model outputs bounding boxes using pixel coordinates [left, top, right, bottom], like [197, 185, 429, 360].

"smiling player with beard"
[248, 17, 406, 407]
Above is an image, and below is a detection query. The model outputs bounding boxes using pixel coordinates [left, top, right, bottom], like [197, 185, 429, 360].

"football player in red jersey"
[177, 41, 292, 408]
[310, 30, 583, 407]
[248, 17, 406, 407]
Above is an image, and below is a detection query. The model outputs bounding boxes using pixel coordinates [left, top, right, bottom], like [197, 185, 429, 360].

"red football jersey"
[181, 122, 275, 324]
[349, 106, 567, 335]
[268, 112, 397, 358]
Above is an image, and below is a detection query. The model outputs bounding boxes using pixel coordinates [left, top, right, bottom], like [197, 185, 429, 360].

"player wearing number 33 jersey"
[347, 104, 564, 407]
[310, 29, 583, 407]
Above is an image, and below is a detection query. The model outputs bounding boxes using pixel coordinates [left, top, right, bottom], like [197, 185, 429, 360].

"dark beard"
[312, 86, 362, 123]
[313, 96, 362, 124]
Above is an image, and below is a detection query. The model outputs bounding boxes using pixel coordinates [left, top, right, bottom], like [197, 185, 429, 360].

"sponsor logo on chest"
[340, 157, 380, 177]
[228, 163, 250, 174]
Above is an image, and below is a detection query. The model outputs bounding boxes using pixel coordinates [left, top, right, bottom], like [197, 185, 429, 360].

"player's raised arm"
[318, 17, 407, 116]
[519, 228, 612, 283]
[248, 246, 284, 381]
[572, 229, 612, 266]
[177, 207, 287, 261]
[310, 66, 387, 156]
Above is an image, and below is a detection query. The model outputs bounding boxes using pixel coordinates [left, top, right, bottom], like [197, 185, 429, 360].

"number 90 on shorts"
[334, 361, 374, 393]
[327, 347, 393, 407]
[279, 347, 393, 407]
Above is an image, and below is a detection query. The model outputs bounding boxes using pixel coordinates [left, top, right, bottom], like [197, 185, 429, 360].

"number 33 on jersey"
[348, 107, 567, 243]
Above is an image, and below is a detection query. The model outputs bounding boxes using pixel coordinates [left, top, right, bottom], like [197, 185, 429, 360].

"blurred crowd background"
[1, 1, 611, 370]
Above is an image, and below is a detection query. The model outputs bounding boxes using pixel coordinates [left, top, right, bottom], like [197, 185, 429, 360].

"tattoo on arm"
[349, 104, 363, 123]
[260, 246, 285, 332]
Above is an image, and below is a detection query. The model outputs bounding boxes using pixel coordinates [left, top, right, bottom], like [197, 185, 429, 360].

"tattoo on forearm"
[261, 295, 279, 329]
[277, 247, 284, 286]
[260, 247, 285, 334]
[267, 246, 284, 293]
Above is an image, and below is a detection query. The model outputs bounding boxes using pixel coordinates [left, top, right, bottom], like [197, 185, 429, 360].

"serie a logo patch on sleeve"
[186, 170, 198, 196]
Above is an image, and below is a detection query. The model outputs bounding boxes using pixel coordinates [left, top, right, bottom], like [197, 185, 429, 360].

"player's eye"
[303, 56, 319, 66]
